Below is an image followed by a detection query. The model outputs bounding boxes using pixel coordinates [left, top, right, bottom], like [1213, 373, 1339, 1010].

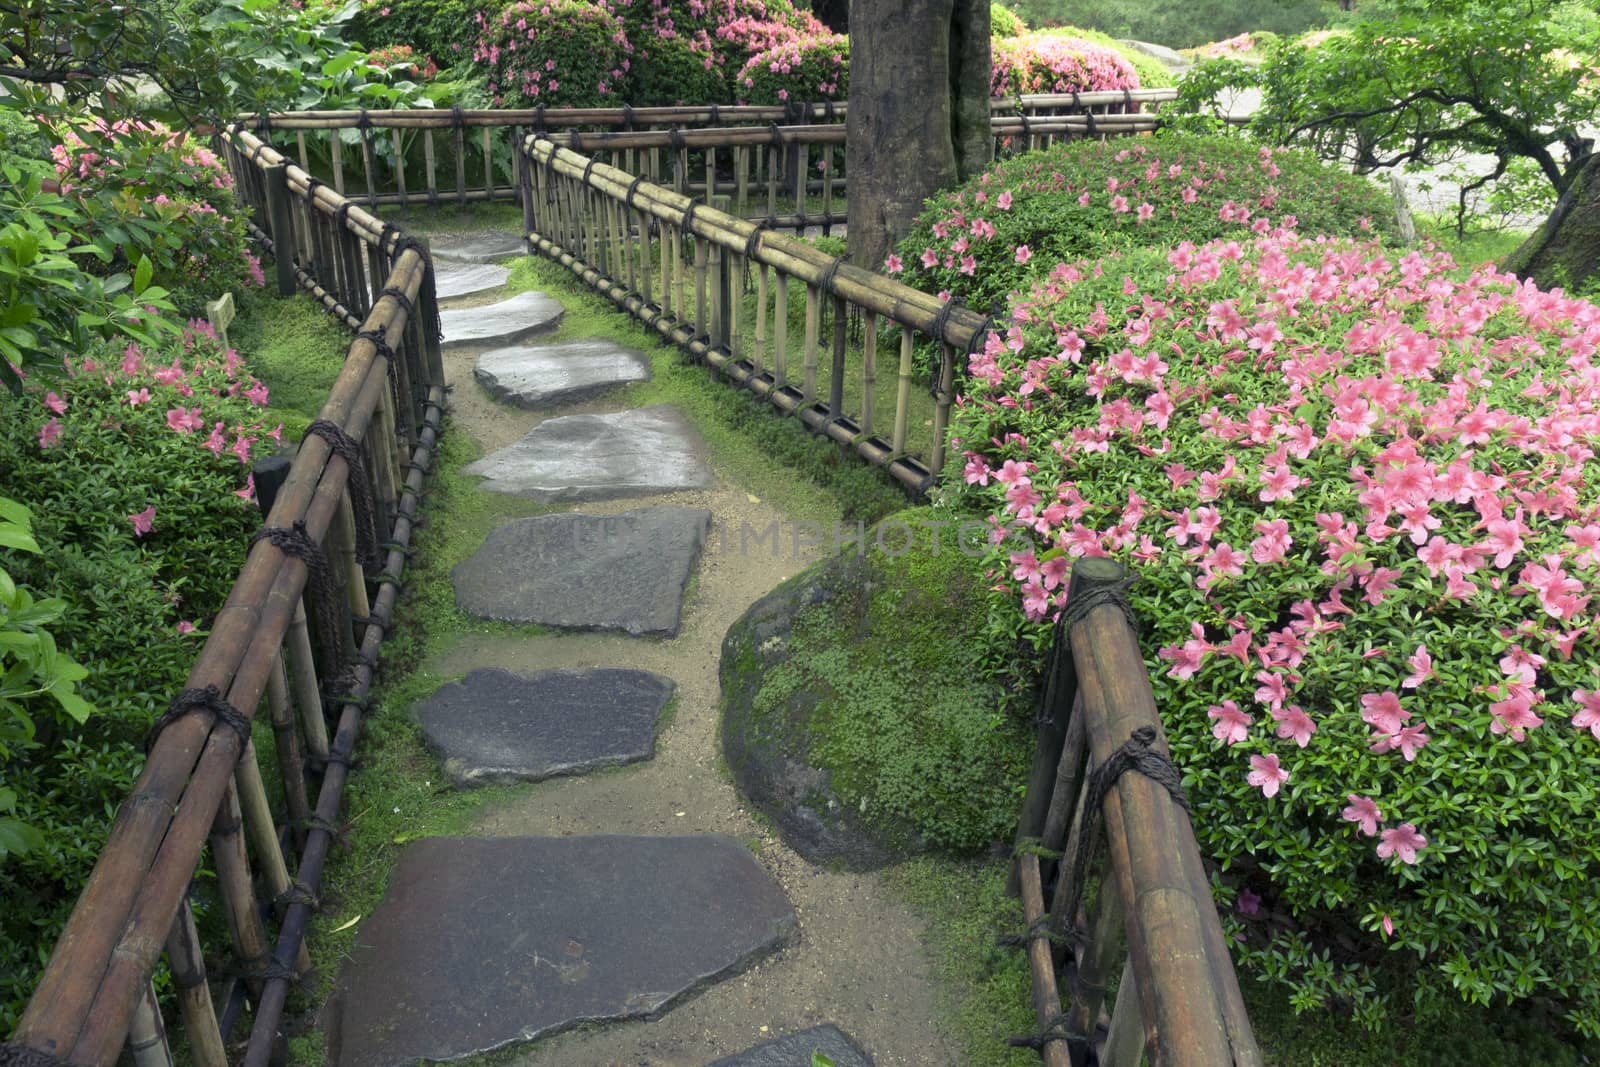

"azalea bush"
[1034, 24, 1176, 89]
[474, 0, 628, 107]
[989, 31, 1140, 98]
[48, 116, 258, 312]
[894, 132, 1394, 316]
[349, 0, 483, 65]
[0, 319, 279, 1030]
[736, 28, 848, 105]
[944, 231, 1600, 1035]
[991, 3, 1028, 38]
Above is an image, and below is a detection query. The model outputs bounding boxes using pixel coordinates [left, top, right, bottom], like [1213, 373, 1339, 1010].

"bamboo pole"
[931, 343, 954, 472]
[801, 284, 819, 402]
[828, 294, 846, 417]
[1067, 869, 1126, 1046]
[773, 273, 789, 387]
[209, 780, 275, 1001]
[861, 313, 877, 437]
[330, 132, 344, 195]
[1048, 764, 1095, 970]
[1018, 854, 1074, 1067]
[164, 903, 228, 1067]
[892, 328, 913, 454]
[124, 980, 173, 1067]
[424, 129, 437, 203]
[392, 129, 408, 210]
[1103, 960, 1147, 1067]
[753, 262, 768, 379]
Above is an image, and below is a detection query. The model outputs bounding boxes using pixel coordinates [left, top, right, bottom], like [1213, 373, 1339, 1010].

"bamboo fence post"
[454, 116, 467, 209]
[673, 225, 687, 324]
[264, 654, 313, 849]
[331, 132, 346, 195]
[931, 342, 954, 472]
[1067, 875, 1126, 1043]
[124, 979, 173, 1067]
[638, 207, 653, 308]
[1018, 854, 1074, 1067]
[706, 146, 717, 202]
[296, 131, 308, 171]
[1011, 623, 1078, 895]
[773, 273, 789, 387]
[828, 294, 846, 418]
[821, 145, 834, 231]
[165, 903, 228, 1067]
[801, 284, 819, 402]
[483, 127, 494, 200]
[1039, 697, 1088, 887]
[694, 236, 709, 343]
[892, 328, 913, 453]
[661, 221, 676, 321]
[1048, 768, 1096, 970]
[1103, 960, 1146, 1067]
[359, 124, 377, 209]
[210, 780, 275, 1001]
[766, 143, 778, 220]
[754, 262, 769, 378]
[861, 313, 877, 436]
[233, 742, 313, 974]
[264, 164, 298, 297]
[737, 145, 749, 216]
[424, 129, 438, 204]
[391, 129, 408, 211]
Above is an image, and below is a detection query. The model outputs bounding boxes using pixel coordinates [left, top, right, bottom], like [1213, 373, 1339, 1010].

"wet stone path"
[329, 231, 955, 1066]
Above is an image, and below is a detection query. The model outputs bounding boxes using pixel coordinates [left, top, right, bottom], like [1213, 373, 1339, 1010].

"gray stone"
[463, 405, 713, 502]
[330, 835, 796, 1067]
[710, 1025, 874, 1067]
[430, 230, 526, 263]
[434, 261, 511, 301]
[474, 339, 652, 408]
[416, 667, 674, 788]
[452, 506, 711, 636]
[439, 291, 564, 348]
[1117, 38, 1191, 70]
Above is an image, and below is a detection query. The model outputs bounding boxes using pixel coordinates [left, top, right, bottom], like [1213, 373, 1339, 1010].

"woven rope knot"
[1009, 1012, 1090, 1051]
[252, 520, 342, 674]
[146, 685, 251, 752]
[0, 1041, 80, 1066]
[1060, 575, 1138, 633]
[306, 420, 380, 571]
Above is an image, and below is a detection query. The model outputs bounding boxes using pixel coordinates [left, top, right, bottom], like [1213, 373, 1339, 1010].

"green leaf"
[133, 253, 153, 295]
[0, 528, 41, 555]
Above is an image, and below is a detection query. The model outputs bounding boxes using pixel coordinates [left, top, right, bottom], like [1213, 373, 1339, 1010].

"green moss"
[232, 289, 351, 438]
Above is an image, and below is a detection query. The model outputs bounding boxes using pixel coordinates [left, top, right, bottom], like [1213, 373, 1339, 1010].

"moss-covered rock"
[719, 508, 1032, 870]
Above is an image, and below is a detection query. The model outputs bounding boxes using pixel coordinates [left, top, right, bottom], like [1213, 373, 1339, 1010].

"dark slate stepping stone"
[439, 291, 564, 348]
[452, 506, 711, 635]
[434, 261, 511, 301]
[416, 667, 675, 788]
[474, 338, 652, 408]
[709, 1025, 875, 1067]
[430, 230, 525, 263]
[462, 405, 712, 502]
[331, 835, 796, 1067]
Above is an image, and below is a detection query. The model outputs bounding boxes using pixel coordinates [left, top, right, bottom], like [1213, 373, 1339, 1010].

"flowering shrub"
[367, 44, 439, 82]
[473, 0, 628, 107]
[944, 232, 1600, 1034]
[0, 319, 278, 1029]
[989, 31, 1139, 98]
[991, 3, 1028, 38]
[735, 29, 848, 105]
[598, 0, 824, 102]
[1033, 24, 1176, 90]
[895, 133, 1395, 315]
[349, 0, 483, 64]
[625, 31, 731, 108]
[48, 117, 256, 311]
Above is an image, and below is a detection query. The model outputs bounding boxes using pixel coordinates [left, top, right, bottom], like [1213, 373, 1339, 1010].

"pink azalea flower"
[1370, 722, 1430, 761]
[176, 620, 197, 635]
[1342, 794, 1382, 836]
[1359, 691, 1409, 735]
[44, 391, 67, 414]
[1207, 700, 1252, 744]
[1381, 913, 1395, 938]
[235, 472, 256, 503]
[167, 407, 204, 434]
[1573, 690, 1600, 740]
[244, 381, 270, 406]
[1236, 888, 1261, 916]
[126, 388, 152, 406]
[1247, 753, 1289, 798]
[38, 418, 62, 449]
[128, 505, 156, 537]
[1014, 244, 1032, 265]
[1271, 705, 1317, 748]
[1489, 690, 1544, 740]
[996, 190, 1013, 210]
[1402, 644, 1433, 689]
[1376, 822, 1427, 864]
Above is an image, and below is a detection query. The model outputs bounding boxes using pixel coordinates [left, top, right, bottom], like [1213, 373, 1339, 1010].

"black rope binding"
[626, 174, 645, 207]
[824, 98, 836, 122]
[1123, 87, 1135, 112]
[568, 129, 582, 151]
[258, 110, 271, 136]
[1084, 109, 1098, 137]
[1057, 725, 1191, 938]
[669, 125, 686, 151]
[0, 1043, 80, 1067]
[768, 121, 784, 147]
[582, 157, 598, 186]
[817, 258, 842, 295]
[1009, 1013, 1091, 1053]
[334, 201, 353, 234]
[356, 108, 372, 132]
[621, 103, 635, 131]
[380, 284, 415, 318]
[229, 953, 300, 983]
[305, 419, 381, 571]
[708, 103, 721, 126]
[997, 916, 1072, 949]
[533, 103, 546, 134]
[252, 520, 343, 675]
[275, 881, 321, 910]
[930, 293, 964, 346]
[744, 226, 763, 260]
[300, 813, 344, 836]
[450, 104, 465, 130]
[1061, 575, 1139, 634]
[145, 685, 252, 753]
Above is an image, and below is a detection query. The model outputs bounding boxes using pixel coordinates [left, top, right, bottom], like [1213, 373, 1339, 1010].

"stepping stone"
[331, 835, 796, 1067]
[452, 506, 711, 636]
[474, 339, 652, 408]
[710, 1025, 875, 1067]
[462, 405, 712, 502]
[416, 667, 675, 788]
[434, 261, 511, 301]
[439, 291, 564, 348]
[430, 230, 526, 263]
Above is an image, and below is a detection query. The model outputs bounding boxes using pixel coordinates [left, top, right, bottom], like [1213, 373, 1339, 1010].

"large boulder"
[719, 508, 1031, 871]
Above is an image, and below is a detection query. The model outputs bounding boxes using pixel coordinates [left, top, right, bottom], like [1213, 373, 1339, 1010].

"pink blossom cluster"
[36, 320, 282, 507]
[735, 30, 847, 102]
[474, 0, 627, 105]
[990, 32, 1141, 97]
[1195, 32, 1260, 59]
[367, 43, 439, 80]
[951, 231, 1600, 903]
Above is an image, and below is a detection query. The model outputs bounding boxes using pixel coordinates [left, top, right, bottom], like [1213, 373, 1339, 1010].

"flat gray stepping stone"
[474, 339, 652, 408]
[434, 261, 510, 300]
[331, 835, 796, 1067]
[417, 667, 674, 788]
[452, 506, 711, 635]
[430, 230, 525, 263]
[710, 1025, 875, 1067]
[439, 291, 564, 348]
[463, 405, 712, 501]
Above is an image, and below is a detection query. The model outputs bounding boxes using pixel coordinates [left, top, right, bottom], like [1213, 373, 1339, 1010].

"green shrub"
[348, 0, 484, 65]
[894, 132, 1395, 313]
[945, 232, 1600, 1037]
[990, 31, 1141, 98]
[735, 28, 847, 105]
[1034, 24, 1175, 88]
[0, 319, 281, 1030]
[1000, 0, 1333, 52]
[991, 3, 1027, 38]
[626, 32, 731, 108]
[473, 0, 628, 107]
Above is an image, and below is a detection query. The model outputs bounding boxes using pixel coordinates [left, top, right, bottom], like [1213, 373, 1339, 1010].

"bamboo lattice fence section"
[0, 126, 445, 1067]
[1008, 558, 1262, 1067]
[245, 88, 1175, 215]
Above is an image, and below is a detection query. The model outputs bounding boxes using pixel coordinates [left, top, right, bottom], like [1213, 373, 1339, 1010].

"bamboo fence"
[244, 89, 1173, 215]
[0, 127, 445, 1067]
[1006, 558, 1262, 1067]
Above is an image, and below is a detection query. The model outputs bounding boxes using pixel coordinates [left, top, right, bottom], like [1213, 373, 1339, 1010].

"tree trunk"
[846, 0, 991, 271]
[1506, 151, 1600, 291]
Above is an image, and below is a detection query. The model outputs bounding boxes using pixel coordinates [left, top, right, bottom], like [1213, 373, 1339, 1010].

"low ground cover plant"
[895, 132, 1394, 315]
[943, 231, 1600, 1036]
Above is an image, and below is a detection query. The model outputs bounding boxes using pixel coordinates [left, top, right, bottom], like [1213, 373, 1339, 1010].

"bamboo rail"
[1005, 558, 1261, 1067]
[1, 126, 445, 1066]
